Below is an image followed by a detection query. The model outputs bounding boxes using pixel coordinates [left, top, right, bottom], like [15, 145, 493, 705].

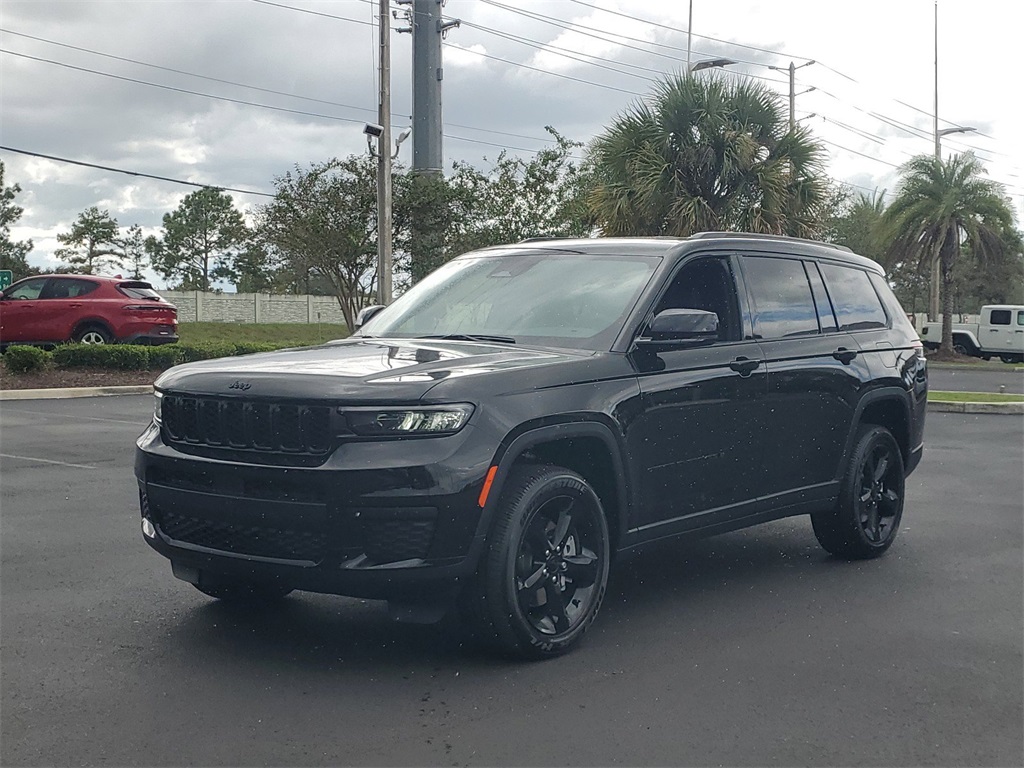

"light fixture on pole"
[689, 57, 736, 73]
[935, 126, 976, 160]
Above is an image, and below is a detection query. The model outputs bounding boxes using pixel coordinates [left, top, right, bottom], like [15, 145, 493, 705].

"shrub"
[104, 345, 150, 370]
[174, 343, 236, 363]
[147, 345, 182, 370]
[52, 343, 112, 369]
[232, 342, 278, 356]
[3, 345, 52, 374]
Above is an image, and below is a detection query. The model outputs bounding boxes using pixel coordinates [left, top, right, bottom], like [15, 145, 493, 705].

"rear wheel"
[464, 464, 610, 659]
[74, 324, 112, 345]
[1001, 354, 1021, 364]
[812, 425, 905, 559]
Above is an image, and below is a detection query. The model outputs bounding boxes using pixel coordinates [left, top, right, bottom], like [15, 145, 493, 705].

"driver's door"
[626, 255, 767, 534]
[0, 277, 49, 343]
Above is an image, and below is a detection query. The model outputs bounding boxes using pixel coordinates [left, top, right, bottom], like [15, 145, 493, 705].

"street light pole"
[686, 0, 693, 72]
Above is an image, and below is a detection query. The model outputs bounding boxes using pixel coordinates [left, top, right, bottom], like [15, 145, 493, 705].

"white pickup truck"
[920, 304, 1024, 363]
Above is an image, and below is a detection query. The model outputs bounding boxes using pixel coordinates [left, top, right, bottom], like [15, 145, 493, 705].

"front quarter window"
[360, 250, 660, 351]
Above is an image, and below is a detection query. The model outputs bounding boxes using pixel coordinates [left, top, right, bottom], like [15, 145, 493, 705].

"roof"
[492, 234, 883, 272]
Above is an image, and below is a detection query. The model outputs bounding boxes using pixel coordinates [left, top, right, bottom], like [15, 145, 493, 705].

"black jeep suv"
[135, 234, 927, 658]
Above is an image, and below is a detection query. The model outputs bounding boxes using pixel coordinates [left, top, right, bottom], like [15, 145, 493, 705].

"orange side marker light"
[478, 466, 498, 508]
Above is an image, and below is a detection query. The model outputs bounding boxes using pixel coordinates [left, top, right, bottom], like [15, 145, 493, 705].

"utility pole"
[409, 0, 458, 175]
[377, 0, 392, 305]
[769, 60, 816, 130]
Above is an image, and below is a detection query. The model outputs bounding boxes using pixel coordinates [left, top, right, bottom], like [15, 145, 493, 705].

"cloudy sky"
[2, 0, 1021, 285]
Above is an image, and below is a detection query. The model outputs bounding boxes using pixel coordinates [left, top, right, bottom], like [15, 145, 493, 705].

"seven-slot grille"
[162, 394, 333, 456]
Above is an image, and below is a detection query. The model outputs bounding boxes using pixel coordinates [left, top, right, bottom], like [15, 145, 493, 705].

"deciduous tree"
[0, 160, 36, 279]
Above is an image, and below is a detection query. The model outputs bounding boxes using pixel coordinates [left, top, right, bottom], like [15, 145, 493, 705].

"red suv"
[0, 274, 178, 348]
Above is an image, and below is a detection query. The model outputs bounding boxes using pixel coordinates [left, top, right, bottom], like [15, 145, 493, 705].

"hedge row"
[2, 342, 289, 374]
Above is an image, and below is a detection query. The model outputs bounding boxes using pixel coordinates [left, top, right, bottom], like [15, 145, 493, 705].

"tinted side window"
[819, 264, 887, 331]
[990, 309, 1011, 325]
[41, 278, 100, 299]
[742, 256, 819, 339]
[5, 278, 47, 300]
[806, 262, 838, 332]
[653, 256, 742, 342]
[1017, 311, 1024, 327]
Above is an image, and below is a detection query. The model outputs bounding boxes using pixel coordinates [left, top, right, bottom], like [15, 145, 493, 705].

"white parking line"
[0, 453, 96, 470]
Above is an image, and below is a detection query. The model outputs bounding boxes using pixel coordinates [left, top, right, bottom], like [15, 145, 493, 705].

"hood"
[155, 337, 591, 401]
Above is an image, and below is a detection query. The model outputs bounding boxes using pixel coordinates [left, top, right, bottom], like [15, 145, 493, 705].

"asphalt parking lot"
[928, 364, 1023, 394]
[1, 396, 1021, 766]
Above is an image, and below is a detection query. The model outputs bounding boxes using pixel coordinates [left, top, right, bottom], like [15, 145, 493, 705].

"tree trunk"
[940, 244, 958, 354]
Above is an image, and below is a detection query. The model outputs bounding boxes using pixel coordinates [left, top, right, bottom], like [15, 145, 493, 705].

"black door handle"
[729, 356, 761, 376]
[833, 347, 858, 364]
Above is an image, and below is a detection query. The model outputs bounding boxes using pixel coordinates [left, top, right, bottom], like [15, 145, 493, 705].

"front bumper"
[135, 422, 492, 601]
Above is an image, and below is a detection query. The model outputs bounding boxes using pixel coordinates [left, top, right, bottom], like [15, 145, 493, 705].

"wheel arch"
[479, 419, 631, 553]
[848, 389, 912, 470]
[71, 317, 115, 342]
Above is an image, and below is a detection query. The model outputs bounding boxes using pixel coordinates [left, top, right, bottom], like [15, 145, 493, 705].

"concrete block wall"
[161, 291, 349, 327]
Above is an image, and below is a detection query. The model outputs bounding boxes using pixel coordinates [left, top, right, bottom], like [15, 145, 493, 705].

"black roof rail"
[517, 236, 580, 243]
[687, 231, 853, 253]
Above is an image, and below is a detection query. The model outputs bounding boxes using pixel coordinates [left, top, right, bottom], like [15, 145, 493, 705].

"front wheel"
[464, 465, 610, 659]
[812, 425, 905, 559]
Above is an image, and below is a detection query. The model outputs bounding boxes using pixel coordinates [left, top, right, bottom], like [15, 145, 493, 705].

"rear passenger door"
[741, 255, 873, 498]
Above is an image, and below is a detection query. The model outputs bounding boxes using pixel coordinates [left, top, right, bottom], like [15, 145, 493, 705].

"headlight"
[153, 390, 163, 425]
[343, 404, 474, 436]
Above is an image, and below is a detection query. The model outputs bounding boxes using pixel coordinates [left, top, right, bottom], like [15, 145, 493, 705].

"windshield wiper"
[418, 333, 516, 344]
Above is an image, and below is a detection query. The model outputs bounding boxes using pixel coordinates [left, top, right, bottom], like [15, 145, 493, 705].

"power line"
[0, 145, 275, 198]
[1, 26, 569, 149]
[442, 42, 641, 95]
[566, 0, 813, 61]
[0, 27, 379, 117]
[251, 0, 376, 27]
[0, 48, 370, 124]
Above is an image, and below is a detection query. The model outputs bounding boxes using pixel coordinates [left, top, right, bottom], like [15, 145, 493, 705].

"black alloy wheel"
[466, 464, 610, 659]
[812, 425, 905, 559]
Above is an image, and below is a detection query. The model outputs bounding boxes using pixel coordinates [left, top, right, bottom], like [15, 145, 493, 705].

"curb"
[928, 401, 1024, 415]
[0, 385, 153, 401]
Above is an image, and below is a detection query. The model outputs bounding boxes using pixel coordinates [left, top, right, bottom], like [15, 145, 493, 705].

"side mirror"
[636, 308, 719, 348]
[0, 290, 5, 300]
[354, 304, 386, 331]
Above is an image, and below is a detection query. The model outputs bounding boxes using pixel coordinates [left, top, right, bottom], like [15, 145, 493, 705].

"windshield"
[360, 250, 661, 351]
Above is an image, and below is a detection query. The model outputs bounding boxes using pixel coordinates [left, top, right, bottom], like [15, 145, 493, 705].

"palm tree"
[587, 73, 829, 237]
[880, 152, 1017, 354]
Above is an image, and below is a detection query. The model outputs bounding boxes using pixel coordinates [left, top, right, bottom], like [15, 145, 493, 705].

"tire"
[463, 464, 610, 659]
[192, 577, 293, 603]
[952, 342, 969, 356]
[73, 324, 113, 345]
[811, 425, 905, 560]
[1000, 355, 1020, 365]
